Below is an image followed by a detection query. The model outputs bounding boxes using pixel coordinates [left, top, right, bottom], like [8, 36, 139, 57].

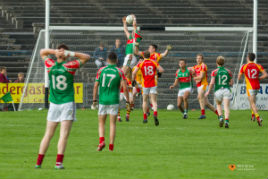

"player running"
[132, 51, 164, 126]
[118, 74, 132, 122]
[122, 14, 142, 75]
[170, 59, 194, 119]
[193, 54, 218, 119]
[238, 53, 268, 126]
[35, 44, 90, 169]
[135, 44, 172, 63]
[205, 56, 233, 128]
[93, 52, 130, 151]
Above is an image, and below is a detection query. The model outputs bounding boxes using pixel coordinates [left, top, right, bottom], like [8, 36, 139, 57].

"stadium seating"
[0, 0, 267, 108]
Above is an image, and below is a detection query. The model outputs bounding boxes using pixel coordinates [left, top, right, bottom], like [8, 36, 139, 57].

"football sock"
[184, 109, 188, 114]
[99, 137, 105, 144]
[36, 154, 44, 166]
[201, 109, 205, 115]
[109, 144, 114, 151]
[143, 113, 147, 120]
[130, 103, 134, 109]
[56, 154, 64, 166]
[154, 111, 158, 117]
[118, 108, 120, 117]
[215, 110, 219, 116]
[255, 113, 260, 121]
[251, 111, 255, 118]
[218, 115, 223, 120]
[146, 107, 150, 113]
[225, 118, 229, 123]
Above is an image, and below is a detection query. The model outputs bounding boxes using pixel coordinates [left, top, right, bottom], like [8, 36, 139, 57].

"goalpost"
[18, 0, 258, 111]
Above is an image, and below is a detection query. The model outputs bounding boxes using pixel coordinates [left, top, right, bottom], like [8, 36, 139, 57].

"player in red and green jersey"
[193, 54, 218, 119]
[206, 56, 233, 128]
[93, 52, 130, 151]
[170, 59, 195, 119]
[238, 53, 268, 126]
[122, 15, 142, 74]
[132, 51, 164, 126]
[35, 44, 90, 169]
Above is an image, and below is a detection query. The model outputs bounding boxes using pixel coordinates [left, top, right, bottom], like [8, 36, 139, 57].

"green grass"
[0, 109, 267, 179]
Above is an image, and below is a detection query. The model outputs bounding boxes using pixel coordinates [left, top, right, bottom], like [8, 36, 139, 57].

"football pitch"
[0, 109, 267, 179]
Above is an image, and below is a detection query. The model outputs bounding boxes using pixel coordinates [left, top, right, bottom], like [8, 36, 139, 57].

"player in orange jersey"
[193, 54, 218, 119]
[132, 51, 164, 126]
[135, 44, 172, 63]
[238, 53, 268, 126]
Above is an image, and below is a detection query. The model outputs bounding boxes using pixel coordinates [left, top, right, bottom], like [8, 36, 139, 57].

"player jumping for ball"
[205, 56, 233, 128]
[193, 54, 218, 119]
[132, 51, 164, 126]
[93, 52, 130, 151]
[170, 59, 195, 119]
[238, 53, 268, 126]
[35, 44, 90, 169]
[122, 14, 142, 76]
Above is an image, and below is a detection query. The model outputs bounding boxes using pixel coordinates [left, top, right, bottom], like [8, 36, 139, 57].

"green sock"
[184, 110, 188, 114]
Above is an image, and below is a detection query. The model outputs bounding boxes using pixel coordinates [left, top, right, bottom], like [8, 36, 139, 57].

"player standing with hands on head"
[35, 44, 90, 169]
[93, 52, 130, 151]
[132, 51, 164, 126]
[205, 56, 233, 128]
[170, 59, 194, 119]
[193, 54, 218, 119]
[238, 53, 268, 126]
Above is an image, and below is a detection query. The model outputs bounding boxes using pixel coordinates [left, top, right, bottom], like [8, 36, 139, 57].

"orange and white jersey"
[240, 62, 264, 90]
[142, 52, 162, 62]
[136, 58, 159, 88]
[193, 62, 208, 87]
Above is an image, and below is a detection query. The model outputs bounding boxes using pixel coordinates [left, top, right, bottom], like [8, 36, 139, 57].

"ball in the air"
[126, 15, 133, 24]
[167, 104, 175, 110]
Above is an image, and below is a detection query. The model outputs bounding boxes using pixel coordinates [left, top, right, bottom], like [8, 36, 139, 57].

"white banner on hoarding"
[231, 84, 268, 110]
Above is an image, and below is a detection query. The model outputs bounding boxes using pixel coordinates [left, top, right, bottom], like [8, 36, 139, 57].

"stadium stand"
[0, 0, 267, 108]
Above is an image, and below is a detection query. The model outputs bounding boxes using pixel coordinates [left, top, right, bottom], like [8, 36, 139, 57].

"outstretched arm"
[132, 14, 137, 32]
[205, 77, 215, 97]
[259, 69, 268, 80]
[93, 81, 99, 102]
[157, 65, 165, 73]
[161, 45, 172, 58]
[40, 49, 56, 59]
[170, 78, 179, 89]
[122, 16, 130, 39]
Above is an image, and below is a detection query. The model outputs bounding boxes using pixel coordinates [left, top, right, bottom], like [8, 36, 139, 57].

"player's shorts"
[214, 88, 232, 101]
[47, 102, 76, 122]
[143, 86, 157, 95]
[120, 92, 132, 101]
[247, 88, 259, 97]
[178, 87, 192, 97]
[123, 54, 137, 68]
[98, 104, 119, 115]
[197, 84, 208, 93]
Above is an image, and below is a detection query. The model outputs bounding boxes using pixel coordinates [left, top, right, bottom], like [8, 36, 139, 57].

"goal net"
[18, 26, 253, 111]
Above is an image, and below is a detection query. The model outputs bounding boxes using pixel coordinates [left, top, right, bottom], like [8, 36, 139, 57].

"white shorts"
[98, 104, 119, 115]
[143, 86, 157, 95]
[247, 89, 259, 96]
[47, 102, 76, 122]
[120, 92, 132, 101]
[214, 88, 232, 102]
[197, 84, 208, 94]
[123, 54, 137, 68]
[178, 87, 192, 97]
